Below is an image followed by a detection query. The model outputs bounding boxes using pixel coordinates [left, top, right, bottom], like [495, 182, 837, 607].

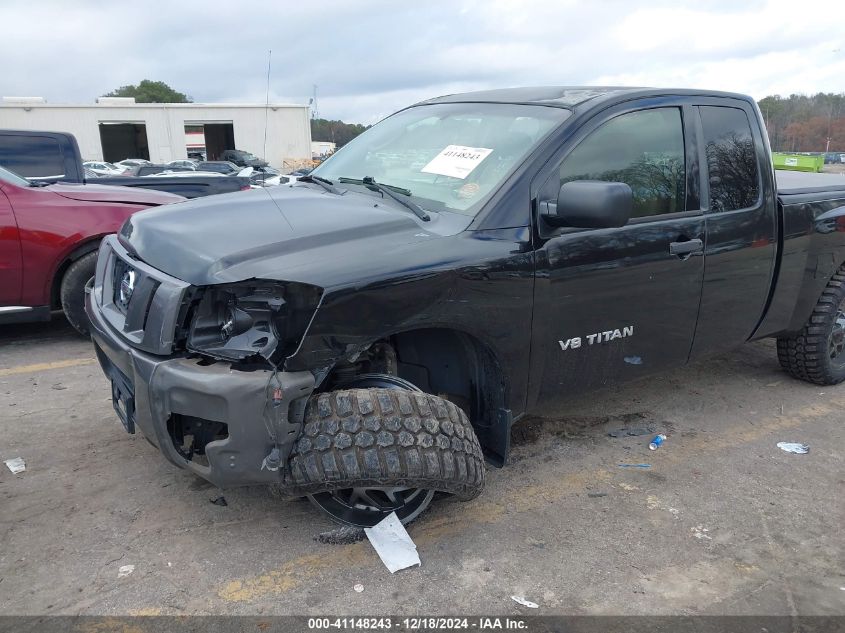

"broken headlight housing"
[186, 281, 321, 363]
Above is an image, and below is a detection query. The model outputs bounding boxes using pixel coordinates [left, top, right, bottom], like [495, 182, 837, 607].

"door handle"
[669, 238, 703, 257]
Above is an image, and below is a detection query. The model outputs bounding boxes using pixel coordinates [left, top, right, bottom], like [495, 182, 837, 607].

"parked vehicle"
[86, 86, 845, 527]
[0, 131, 251, 199]
[165, 160, 198, 170]
[83, 161, 127, 176]
[248, 166, 295, 187]
[0, 164, 182, 334]
[196, 161, 240, 175]
[115, 158, 151, 170]
[220, 149, 268, 168]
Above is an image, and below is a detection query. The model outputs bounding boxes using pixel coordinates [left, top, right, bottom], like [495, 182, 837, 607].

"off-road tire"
[777, 267, 845, 385]
[285, 388, 485, 500]
[60, 251, 97, 336]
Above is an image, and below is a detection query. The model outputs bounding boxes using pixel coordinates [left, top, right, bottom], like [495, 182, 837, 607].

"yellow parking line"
[0, 358, 96, 377]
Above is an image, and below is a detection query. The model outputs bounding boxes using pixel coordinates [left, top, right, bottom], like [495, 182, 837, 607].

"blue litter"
[618, 463, 651, 469]
[624, 356, 643, 365]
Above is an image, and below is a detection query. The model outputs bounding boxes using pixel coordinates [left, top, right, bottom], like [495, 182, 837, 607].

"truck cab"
[85, 87, 845, 527]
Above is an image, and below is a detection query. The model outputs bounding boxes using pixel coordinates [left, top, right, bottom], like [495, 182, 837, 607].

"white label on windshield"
[421, 145, 493, 180]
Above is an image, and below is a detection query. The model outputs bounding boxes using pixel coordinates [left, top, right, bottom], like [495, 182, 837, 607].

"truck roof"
[417, 86, 755, 109]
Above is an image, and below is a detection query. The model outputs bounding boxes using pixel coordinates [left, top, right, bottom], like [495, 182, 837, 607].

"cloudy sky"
[1, 0, 843, 123]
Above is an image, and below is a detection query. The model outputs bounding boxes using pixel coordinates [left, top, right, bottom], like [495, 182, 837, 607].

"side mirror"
[544, 180, 633, 229]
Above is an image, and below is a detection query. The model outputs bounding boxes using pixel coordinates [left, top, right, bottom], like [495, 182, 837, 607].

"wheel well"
[321, 328, 511, 464]
[50, 239, 100, 309]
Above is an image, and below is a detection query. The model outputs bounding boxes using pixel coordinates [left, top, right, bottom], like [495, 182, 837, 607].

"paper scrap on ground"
[421, 145, 493, 180]
[777, 442, 809, 454]
[117, 564, 135, 578]
[364, 512, 420, 573]
[510, 596, 539, 608]
[4, 457, 25, 474]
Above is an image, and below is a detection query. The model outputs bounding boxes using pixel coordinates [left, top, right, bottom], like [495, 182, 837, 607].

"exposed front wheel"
[286, 388, 485, 527]
[777, 267, 845, 385]
[60, 251, 98, 336]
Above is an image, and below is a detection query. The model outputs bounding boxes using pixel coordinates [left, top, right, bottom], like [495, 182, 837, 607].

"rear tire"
[777, 267, 845, 385]
[285, 388, 485, 527]
[60, 251, 97, 336]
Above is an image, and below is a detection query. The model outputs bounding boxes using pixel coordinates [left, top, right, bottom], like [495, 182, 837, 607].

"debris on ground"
[510, 596, 539, 608]
[618, 463, 651, 469]
[364, 512, 420, 573]
[648, 434, 667, 451]
[587, 492, 608, 498]
[117, 564, 135, 578]
[623, 356, 643, 365]
[691, 526, 712, 540]
[777, 442, 809, 454]
[209, 496, 228, 506]
[353, 584, 364, 593]
[608, 427, 653, 438]
[315, 525, 366, 545]
[4, 457, 25, 474]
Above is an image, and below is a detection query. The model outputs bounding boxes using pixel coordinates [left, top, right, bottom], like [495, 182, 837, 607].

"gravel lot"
[1, 319, 843, 616]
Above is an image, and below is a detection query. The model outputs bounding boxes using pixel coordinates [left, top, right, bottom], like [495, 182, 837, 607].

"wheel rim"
[829, 299, 845, 366]
[308, 487, 435, 527]
[308, 373, 435, 527]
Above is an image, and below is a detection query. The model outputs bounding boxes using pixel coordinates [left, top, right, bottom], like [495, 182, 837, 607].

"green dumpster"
[773, 153, 824, 172]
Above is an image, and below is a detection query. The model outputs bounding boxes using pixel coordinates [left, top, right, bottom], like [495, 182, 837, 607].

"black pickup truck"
[0, 130, 250, 198]
[86, 87, 845, 527]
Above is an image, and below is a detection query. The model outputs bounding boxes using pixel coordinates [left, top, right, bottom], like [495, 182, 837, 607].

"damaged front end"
[85, 235, 325, 488]
[184, 280, 322, 364]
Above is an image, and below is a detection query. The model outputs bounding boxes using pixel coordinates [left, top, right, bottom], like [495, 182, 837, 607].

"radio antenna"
[263, 49, 272, 165]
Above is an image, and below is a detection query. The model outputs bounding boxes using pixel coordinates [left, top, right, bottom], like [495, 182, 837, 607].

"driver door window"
[559, 108, 686, 218]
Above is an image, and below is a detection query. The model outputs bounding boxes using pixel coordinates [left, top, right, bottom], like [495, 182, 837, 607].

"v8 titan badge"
[559, 325, 634, 350]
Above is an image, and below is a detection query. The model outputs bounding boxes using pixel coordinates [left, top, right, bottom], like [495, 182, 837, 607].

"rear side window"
[700, 106, 760, 212]
[0, 135, 65, 178]
[559, 108, 686, 218]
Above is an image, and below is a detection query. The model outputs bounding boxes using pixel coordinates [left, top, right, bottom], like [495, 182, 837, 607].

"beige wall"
[0, 103, 311, 167]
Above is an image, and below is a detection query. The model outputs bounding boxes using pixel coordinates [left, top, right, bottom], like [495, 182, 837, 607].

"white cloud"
[0, 0, 842, 122]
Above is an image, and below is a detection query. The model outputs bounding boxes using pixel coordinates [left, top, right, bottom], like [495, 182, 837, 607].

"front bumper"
[84, 245, 315, 489]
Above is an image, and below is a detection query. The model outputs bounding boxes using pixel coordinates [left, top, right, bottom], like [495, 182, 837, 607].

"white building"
[311, 140, 337, 158]
[0, 97, 311, 168]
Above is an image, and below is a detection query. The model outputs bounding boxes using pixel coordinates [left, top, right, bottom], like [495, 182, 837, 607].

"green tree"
[103, 80, 192, 103]
[310, 118, 369, 147]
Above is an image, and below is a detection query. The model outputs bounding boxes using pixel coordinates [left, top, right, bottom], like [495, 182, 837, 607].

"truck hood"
[47, 182, 184, 206]
[121, 185, 462, 287]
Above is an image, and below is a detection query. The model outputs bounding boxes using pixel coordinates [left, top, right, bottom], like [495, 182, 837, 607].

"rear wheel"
[777, 267, 845, 385]
[286, 386, 484, 527]
[60, 251, 97, 336]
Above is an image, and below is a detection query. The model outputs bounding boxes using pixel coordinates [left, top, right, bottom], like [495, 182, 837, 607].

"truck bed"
[776, 170, 845, 196]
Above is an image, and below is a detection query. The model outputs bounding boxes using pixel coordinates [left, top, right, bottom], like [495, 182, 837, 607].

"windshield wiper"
[338, 176, 430, 221]
[298, 174, 343, 195]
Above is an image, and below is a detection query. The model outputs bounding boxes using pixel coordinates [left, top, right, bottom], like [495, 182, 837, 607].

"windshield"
[313, 102, 569, 215]
[0, 164, 32, 187]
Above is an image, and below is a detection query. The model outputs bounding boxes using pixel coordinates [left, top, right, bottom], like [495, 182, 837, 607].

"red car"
[0, 165, 183, 334]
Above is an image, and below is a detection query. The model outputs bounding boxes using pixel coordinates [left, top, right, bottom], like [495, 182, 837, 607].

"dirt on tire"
[283, 388, 485, 500]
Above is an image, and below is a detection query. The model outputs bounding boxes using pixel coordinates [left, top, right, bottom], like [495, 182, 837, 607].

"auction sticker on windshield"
[422, 145, 493, 179]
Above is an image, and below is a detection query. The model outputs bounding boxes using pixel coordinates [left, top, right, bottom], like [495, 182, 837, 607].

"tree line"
[758, 92, 845, 153]
[310, 118, 369, 147]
